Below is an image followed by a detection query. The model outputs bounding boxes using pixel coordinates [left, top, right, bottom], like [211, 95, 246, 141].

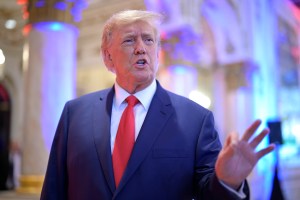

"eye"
[144, 37, 154, 45]
[123, 38, 134, 44]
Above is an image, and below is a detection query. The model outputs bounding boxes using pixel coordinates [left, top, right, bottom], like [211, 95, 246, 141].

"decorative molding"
[224, 60, 257, 91]
[0, 8, 26, 47]
[18, 0, 88, 24]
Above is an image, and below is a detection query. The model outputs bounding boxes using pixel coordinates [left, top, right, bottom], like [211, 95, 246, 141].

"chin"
[135, 77, 153, 86]
[134, 73, 153, 81]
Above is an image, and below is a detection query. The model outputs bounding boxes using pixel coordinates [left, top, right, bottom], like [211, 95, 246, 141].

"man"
[40, 10, 274, 200]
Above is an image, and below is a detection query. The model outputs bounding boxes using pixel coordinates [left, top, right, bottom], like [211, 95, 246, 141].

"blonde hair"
[101, 10, 164, 52]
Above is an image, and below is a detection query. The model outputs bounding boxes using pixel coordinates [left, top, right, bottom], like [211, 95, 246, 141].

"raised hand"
[215, 119, 275, 189]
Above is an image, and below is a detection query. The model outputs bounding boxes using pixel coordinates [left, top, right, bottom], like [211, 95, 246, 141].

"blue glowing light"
[48, 22, 63, 31]
[34, 22, 66, 31]
[170, 65, 188, 75]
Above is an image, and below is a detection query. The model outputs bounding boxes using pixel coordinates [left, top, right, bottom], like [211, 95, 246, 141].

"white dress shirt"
[110, 80, 245, 198]
[110, 80, 157, 152]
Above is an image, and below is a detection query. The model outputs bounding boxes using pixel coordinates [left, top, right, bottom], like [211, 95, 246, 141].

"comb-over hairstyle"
[101, 10, 164, 51]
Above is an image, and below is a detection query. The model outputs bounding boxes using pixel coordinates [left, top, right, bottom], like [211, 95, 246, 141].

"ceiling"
[1, 0, 300, 48]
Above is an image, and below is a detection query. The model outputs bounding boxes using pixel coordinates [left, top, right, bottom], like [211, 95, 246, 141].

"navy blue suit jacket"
[41, 81, 249, 200]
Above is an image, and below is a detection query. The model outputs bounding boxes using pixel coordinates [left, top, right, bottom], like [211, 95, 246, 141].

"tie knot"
[126, 95, 139, 106]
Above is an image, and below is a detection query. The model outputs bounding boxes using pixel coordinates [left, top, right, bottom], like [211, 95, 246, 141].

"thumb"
[224, 132, 239, 148]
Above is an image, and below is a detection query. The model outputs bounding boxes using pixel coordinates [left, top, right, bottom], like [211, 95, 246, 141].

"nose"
[134, 39, 146, 55]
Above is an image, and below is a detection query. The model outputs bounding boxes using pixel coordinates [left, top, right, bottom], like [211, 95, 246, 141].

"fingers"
[241, 119, 262, 142]
[256, 144, 276, 160]
[249, 128, 270, 149]
[224, 132, 239, 148]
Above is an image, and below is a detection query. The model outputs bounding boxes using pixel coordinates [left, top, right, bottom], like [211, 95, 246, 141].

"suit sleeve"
[40, 102, 69, 200]
[194, 111, 249, 200]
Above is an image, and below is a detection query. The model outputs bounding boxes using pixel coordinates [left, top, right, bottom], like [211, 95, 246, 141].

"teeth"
[137, 60, 145, 64]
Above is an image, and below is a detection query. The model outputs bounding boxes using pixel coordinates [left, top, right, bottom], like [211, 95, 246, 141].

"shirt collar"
[114, 80, 157, 111]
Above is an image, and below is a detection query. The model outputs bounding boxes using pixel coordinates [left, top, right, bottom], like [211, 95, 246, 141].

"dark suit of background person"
[40, 10, 274, 200]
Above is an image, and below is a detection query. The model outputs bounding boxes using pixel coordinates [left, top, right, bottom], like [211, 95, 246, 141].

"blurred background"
[0, 0, 299, 199]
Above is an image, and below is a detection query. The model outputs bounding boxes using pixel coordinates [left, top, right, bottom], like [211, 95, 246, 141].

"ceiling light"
[5, 19, 17, 29]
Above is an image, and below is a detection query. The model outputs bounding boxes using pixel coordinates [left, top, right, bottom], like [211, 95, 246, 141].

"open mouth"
[136, 59, 147, 65]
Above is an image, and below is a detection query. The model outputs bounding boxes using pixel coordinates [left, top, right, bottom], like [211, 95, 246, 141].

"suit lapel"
[114, 82, 174, 195]
[93, 88, 116, 193]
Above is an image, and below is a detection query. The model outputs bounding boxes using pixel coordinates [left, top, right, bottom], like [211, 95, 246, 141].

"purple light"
[32, 0, 88, 22]
[31, 22, 77, 151]
[54, 2, 68, 10]
[70, 1, 88, 22]
[35, 0, 45, 8]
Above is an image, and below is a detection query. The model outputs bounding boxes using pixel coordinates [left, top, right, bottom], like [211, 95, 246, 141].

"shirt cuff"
[219, 180, 247, 199]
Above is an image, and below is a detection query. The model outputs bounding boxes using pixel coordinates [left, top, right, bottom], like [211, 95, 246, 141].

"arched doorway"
[0, 83, 11, 190]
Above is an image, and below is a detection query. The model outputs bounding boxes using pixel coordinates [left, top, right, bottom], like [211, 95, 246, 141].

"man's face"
[106, 20, 160, 93]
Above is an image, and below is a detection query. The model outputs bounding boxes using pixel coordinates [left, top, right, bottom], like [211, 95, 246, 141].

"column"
[17, 0, 87, 194]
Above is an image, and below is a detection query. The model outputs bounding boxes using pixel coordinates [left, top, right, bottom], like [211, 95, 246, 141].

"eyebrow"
[122, 32, 154, 39]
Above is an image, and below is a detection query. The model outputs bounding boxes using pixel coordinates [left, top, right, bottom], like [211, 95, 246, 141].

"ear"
[102, 49, 115, 73]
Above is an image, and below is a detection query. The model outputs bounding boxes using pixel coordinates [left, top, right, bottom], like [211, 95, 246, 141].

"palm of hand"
[215, 120, 275, 189]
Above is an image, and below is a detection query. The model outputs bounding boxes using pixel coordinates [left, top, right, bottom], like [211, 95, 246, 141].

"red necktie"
[112, 95, 139, 187]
